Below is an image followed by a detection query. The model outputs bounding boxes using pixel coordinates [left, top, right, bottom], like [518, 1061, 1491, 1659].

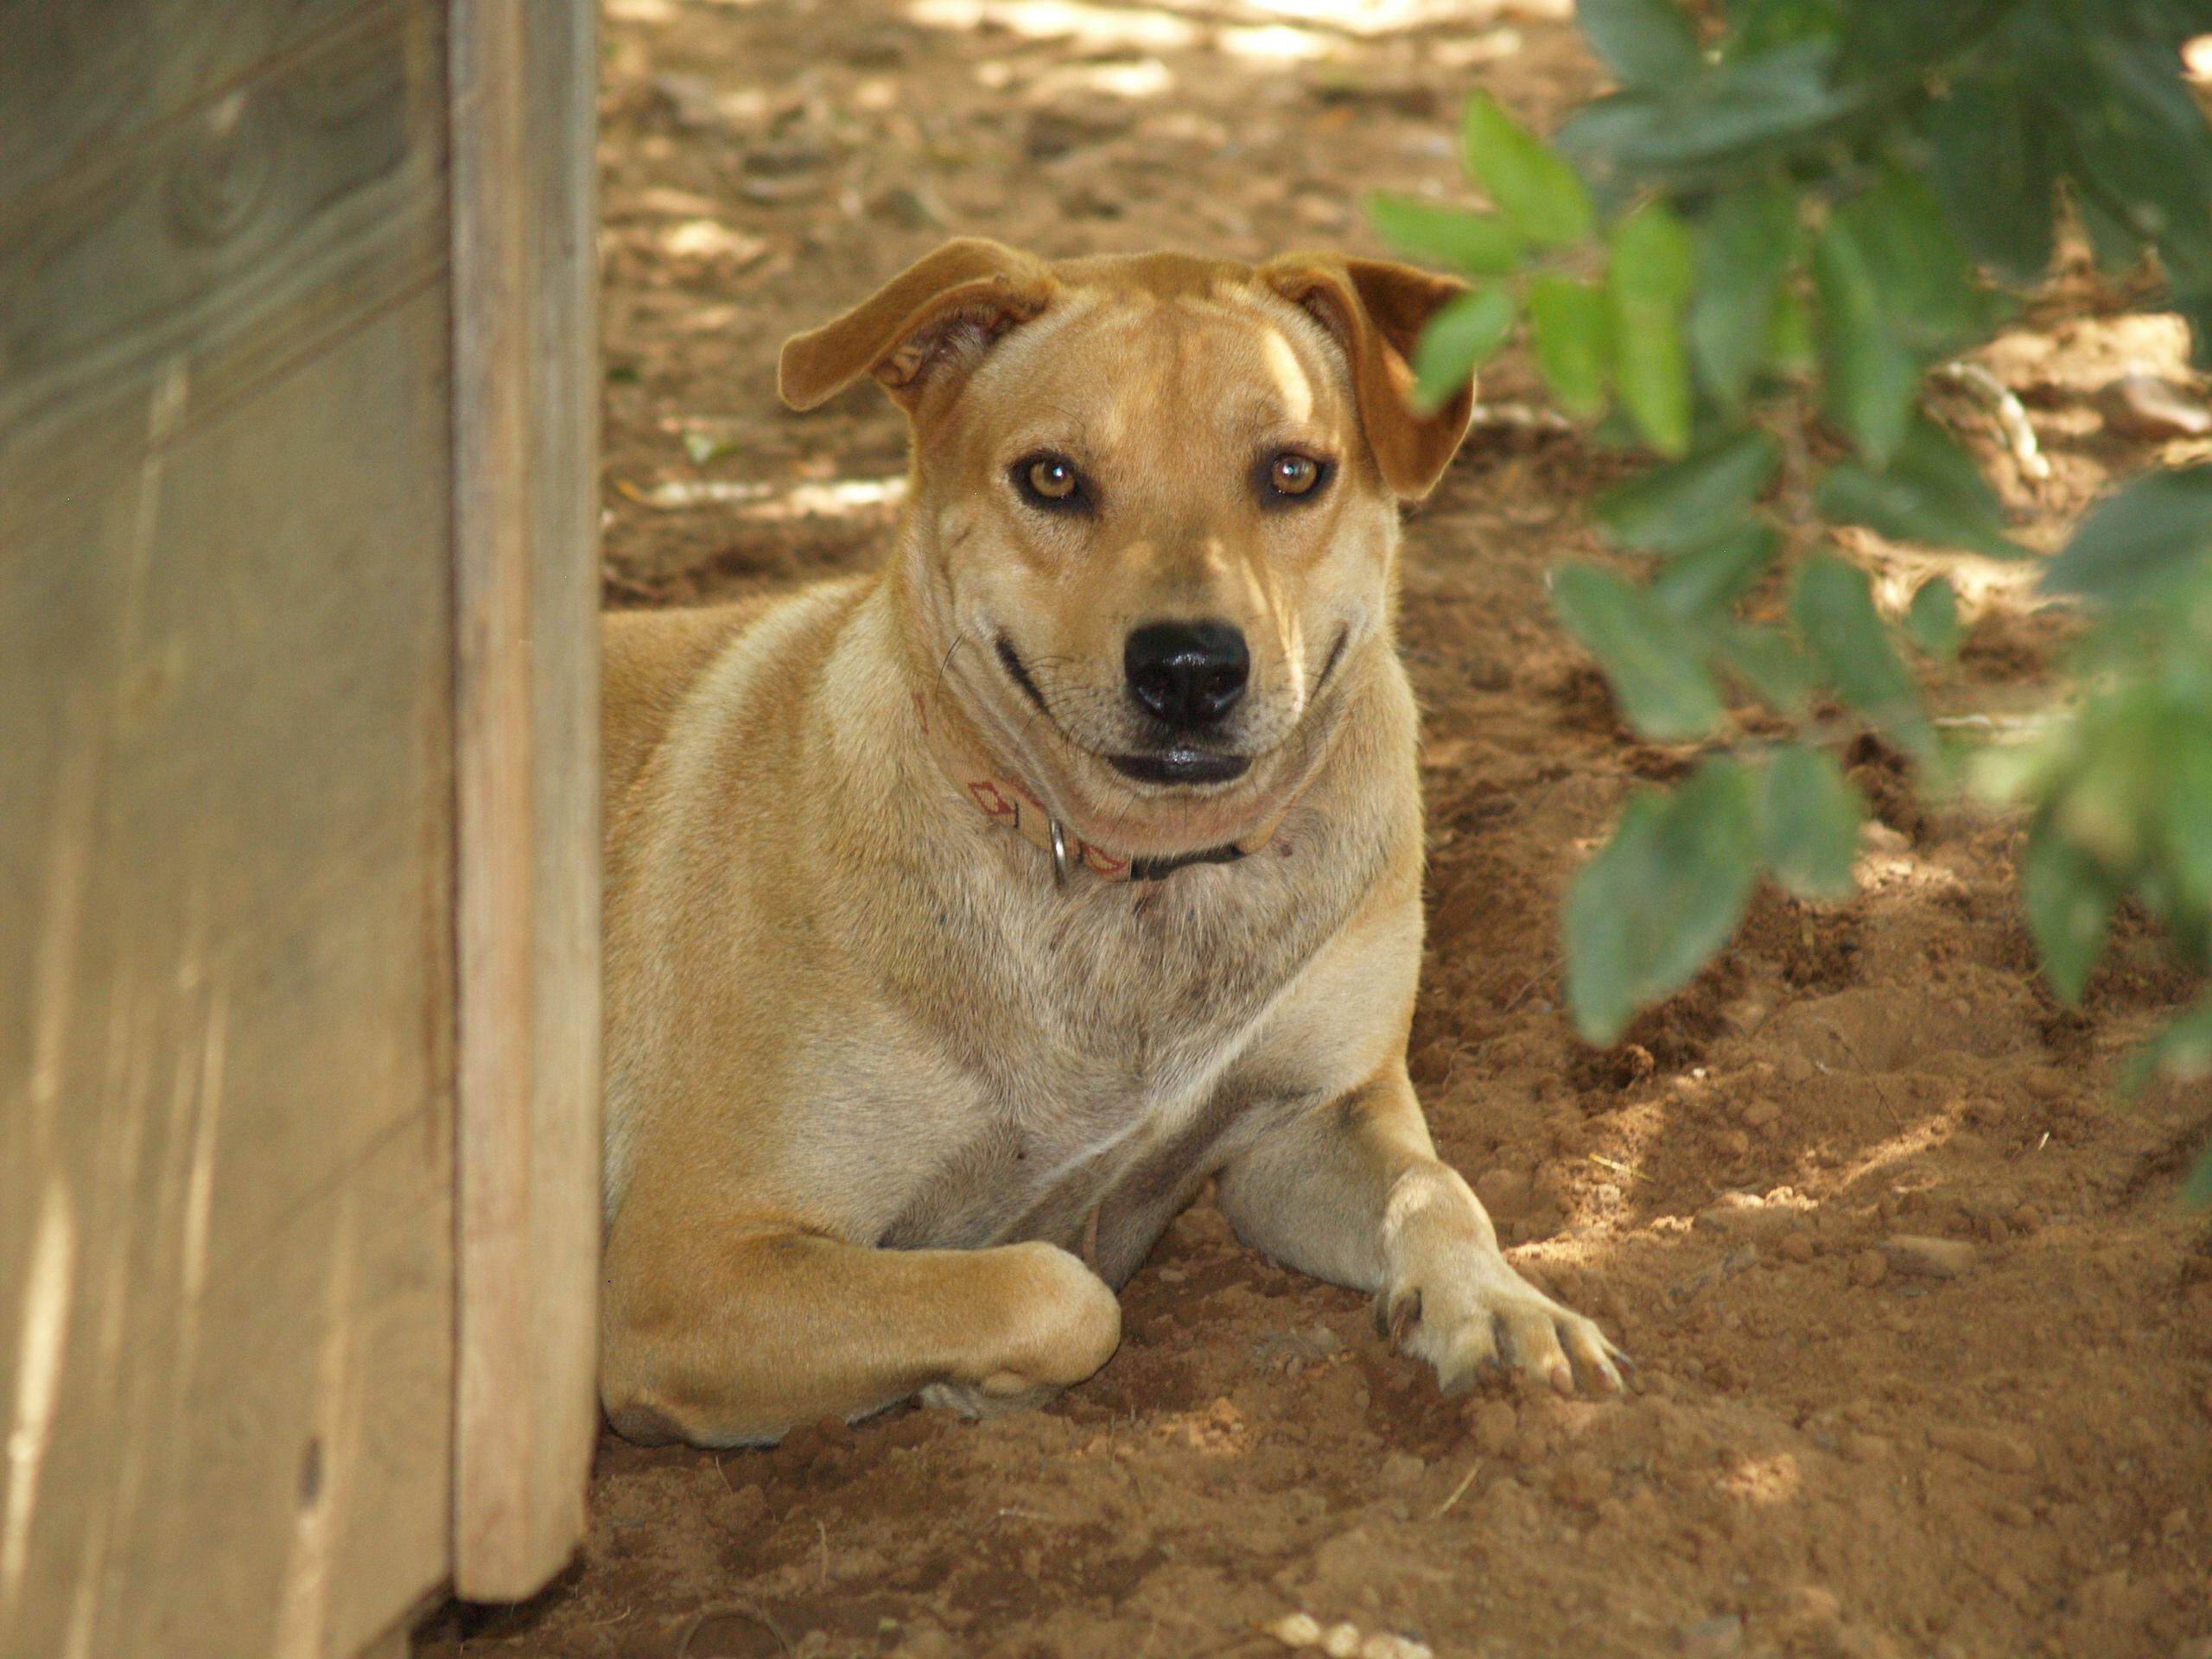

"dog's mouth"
[1106, 749, 1250, 786]
[995, 632, 1255, 791]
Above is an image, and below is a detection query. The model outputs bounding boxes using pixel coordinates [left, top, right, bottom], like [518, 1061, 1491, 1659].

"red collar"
[912, 692, 1285, 884]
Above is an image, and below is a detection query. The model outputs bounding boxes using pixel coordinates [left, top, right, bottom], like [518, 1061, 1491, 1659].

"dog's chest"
[873, 851, 1349, 1276]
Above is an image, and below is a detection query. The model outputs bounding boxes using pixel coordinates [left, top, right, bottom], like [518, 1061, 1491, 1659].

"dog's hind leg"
[599, 1203, 1122, 1447]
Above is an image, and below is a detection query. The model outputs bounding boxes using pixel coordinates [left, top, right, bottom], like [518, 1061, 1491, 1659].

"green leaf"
[1552, 563, 1726, 741]
[682, 429, 741, 466]
[2060, 35, 2212, 306]
[1367, 195, 1527, 278]
[2190, 1144, 2212, 1209]
[1689, 181, 1796, 411]
[1608, 202, 1697, 455]
[1579, 0, 1703, 89]
[1905, 577, 1962, 659]
[1815, 418, 2029, 561]
[1815, 206, 1918, 467]
[1717, 621, 1814, 711]
[1609, 199, 1695, 312]
[2177, 289, 2212, 374]
[1767, 284, 1815, 373]
[1555, 40, 1859, 192]
[1758, 744, 1865, 899]
[1596, 432, 1778, 554]
[1412, 286, 1518, 413]
[1791, 556, 1929, 750]
[2123, 1000, 2212, 1111]
[2051, 689, 2166, 869]
[1462, 91, 1594, 246]
[1726, 0, 1841, 54]
[1652, 521, 1783, 621]
[2074, 188, 2143, 278]
[2042, 466, 2212, 602]
[1857, 168, 1991, 354]
[2160, 716, 2212, 917]
[2021, 817, 2120, 1005]
[1927, 79, 2058, 285]
[1563, 760, 1762, 1043]
[1529, 276, 1611, 418]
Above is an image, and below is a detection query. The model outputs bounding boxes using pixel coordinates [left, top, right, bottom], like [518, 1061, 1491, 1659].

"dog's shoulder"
[601, 582, 868, 808]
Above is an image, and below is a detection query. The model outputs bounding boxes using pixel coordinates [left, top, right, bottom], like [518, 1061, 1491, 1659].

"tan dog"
[599, 239, 1624, 1447]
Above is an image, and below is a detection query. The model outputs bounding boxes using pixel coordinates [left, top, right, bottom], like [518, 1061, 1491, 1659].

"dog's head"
[780, 238, 1474, 859]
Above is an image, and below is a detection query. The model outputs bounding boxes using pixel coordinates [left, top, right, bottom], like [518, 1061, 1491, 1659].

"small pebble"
[2096, 373, 2212, 441]
[1268, 1612, 1323, 1649]
[1323, 1621, 1363, 1658]
[1679, 1612, 1745, 1658]
[1381, 1451, 1427, 1491]
[1850, 1249, 1889, 1288]
[1469, 1399, 1516, 1456]
[1883, 1235, 1975, 1280]
[1844, 1432, 1892, 1464]
[1552, 1455, 1612, 1509]
[1929, 1424, 2036, 1472]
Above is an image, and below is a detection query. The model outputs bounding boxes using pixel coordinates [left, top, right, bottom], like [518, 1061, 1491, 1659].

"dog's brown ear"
[1262, 256, 1476, 499]
[779, 238, 1057, 413]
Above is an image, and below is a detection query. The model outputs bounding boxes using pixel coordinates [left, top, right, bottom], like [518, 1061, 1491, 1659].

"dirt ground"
[416, 3, 2212, 1655]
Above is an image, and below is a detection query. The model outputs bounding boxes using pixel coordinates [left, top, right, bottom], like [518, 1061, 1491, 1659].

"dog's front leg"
[1216, 1065, 1625, 1396]
[601, 1198, 1122, 1446]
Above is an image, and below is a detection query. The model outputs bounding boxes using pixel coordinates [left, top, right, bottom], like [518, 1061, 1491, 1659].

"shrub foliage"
[1375, 0, 2212, 1200]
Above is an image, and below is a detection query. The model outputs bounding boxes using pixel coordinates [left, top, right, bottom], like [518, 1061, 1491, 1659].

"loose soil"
[417, 3, 2212, 1655]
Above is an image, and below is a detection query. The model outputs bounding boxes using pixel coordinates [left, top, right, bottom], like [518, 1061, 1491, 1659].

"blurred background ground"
[416, 2, 2212, 1654]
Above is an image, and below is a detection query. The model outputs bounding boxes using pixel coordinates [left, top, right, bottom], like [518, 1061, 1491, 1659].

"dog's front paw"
[1375, 1242, 1625, 1398]
[918, 1241, 1122, 1419]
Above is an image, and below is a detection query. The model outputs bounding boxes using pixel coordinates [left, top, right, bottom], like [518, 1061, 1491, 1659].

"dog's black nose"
[1124, 620, 1249, 729]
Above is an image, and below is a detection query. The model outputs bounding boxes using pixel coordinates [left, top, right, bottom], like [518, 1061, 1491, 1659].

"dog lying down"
[598, 239, 1626, 1448]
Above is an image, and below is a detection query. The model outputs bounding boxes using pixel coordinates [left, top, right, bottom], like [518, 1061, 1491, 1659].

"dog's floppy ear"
[779, 238, 1057, 414]
[1262, 256, 1477, 500]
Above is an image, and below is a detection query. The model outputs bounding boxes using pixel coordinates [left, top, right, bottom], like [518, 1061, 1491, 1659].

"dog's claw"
[1381, 1243, 1624, 1402]
[1377, 1287, 1422, 1346]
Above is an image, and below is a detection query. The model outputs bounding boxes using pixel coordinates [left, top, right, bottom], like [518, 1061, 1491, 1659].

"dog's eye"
[1014, 453, 1087, 511]
[1264, 452, 1329, 502]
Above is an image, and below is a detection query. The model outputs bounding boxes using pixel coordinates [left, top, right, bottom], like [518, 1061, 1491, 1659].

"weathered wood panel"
[0, 0, 448, 516]
[0, 0, 453, 1309]
[448, 0, 603, 1603]
[0, 0, 385, 205]
[0, 8, 456, 1653]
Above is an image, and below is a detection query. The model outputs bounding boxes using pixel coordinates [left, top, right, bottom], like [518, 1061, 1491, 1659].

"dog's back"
[601, 601, 770, 807]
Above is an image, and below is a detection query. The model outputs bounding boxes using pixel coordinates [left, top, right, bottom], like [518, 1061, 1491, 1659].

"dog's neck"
[909, 686, 1288, 885]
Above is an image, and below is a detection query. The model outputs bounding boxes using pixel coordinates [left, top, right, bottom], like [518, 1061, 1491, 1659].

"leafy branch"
[1376, 0, 2212, 1203]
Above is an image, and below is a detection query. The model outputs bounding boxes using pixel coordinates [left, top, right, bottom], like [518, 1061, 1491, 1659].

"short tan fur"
[600, 239, 1622, 1447]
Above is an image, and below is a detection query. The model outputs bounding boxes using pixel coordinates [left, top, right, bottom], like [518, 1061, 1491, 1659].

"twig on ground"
[1821, 1024, 1903, 1131]
[1432, 1459, 1484, 1518]
[1468, 400, 1576, 435]
[1937, 361, 2051, 483]
[1931, 711, 2065, 741]
[673, 1599, 793, 1659]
